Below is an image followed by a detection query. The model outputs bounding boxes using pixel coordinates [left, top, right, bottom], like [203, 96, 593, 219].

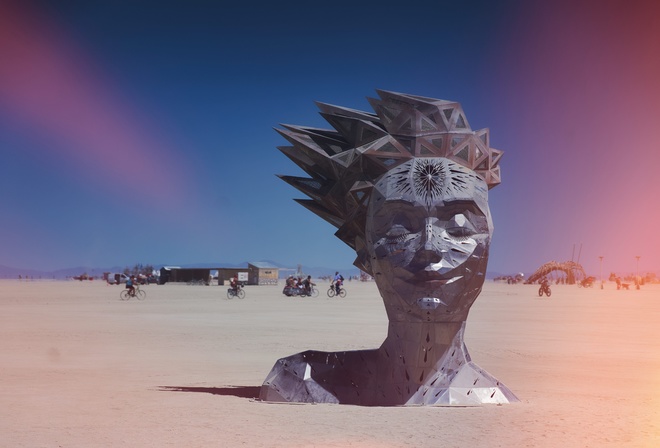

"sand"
[1, 279, 658, 447]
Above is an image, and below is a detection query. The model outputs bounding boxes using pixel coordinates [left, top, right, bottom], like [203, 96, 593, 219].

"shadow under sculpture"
[260, 90, 518, 406]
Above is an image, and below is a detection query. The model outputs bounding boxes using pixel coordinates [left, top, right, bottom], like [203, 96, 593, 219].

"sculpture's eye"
[446, 226, 474, 241]
[446, 214, 476, 241]
[385, 225, 410, 244]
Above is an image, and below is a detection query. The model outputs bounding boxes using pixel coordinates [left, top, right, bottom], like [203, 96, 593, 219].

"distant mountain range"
[0, 261, 517, 280]
[0, 264, 126, 279]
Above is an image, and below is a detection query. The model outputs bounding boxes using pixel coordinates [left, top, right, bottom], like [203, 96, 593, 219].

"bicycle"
[327, 283, 346, 298]
[303, 285, 319, 297]
[227, 285, 245, 299]
[120, 284, 146, 301]
[538, 283, 551, 297]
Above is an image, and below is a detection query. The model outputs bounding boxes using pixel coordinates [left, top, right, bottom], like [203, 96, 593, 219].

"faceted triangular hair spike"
[294, 199, 344, 228]
[375, 89, 418, 104]
[476, 159, 489, 170]
[315, 102, 380, 122]
[375, 90, 443, 107]
[454, 145, 470, 163]
[420, 116, 438, 132]
[280, 124, 349, 156]
[489, 165, 501, 187]
[455, 113, 468, 129]
[277, 145, 335, 181]
[278, 175, 332, 202]
[320, 113, 387, 148]
[367, 98, 401, 127]
[490, 148, 503, 166]
[348, 181, 373, 208]
[397, 93, 457, 106]
[476, 128, 489, 147]
[276, 127, 325, 154]
[332, 149, 356, 167]
[319, 113, 355, 141]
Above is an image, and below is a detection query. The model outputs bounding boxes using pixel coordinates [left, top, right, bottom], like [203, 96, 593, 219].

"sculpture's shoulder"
[258, 350, 518, 406]
[259, 349, 378, 404]
[447, 361, 519, 404]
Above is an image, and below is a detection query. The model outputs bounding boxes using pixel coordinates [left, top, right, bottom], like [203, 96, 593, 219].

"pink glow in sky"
[0, 1, 193, 208]
[488, 0, 660, 275]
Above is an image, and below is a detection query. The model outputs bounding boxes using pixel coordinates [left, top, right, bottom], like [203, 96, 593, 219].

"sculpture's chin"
[376, 268, 485, 321]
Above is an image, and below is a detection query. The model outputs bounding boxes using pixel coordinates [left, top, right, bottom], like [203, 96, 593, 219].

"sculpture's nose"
[423, 217, 435, 251]
[412, 217, 443, 265]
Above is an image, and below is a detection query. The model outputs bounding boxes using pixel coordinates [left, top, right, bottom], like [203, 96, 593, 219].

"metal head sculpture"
[260, 90, 517, 406]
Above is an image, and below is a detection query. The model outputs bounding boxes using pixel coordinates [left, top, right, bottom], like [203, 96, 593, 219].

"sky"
[1, 0, 659, 277]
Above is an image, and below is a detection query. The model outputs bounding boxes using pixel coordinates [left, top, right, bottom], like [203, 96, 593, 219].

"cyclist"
[126, 275, 136, 297]
[303, 275, 315, 295]
[230, 274, 240, 294]
[333, 272, 343, 295]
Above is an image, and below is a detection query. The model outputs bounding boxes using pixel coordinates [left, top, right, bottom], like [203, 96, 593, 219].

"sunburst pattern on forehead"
[412, 159, 446, 203]
[388, 159, 482, 209]
[276, 90, 503, 273]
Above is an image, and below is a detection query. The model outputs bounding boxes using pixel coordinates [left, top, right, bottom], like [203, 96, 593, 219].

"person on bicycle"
[126, 275, 136, 296]
[230, 274, 240, 294]
[333, 272, 343, 295]
[303, 275, 315, 295]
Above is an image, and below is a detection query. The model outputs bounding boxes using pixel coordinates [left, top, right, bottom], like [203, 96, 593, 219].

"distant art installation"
[259, 90, 517, 405]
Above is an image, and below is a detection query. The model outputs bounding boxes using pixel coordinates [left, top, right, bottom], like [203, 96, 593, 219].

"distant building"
[158, 263, 278, 286]
[159, 267, 208, 284]
[247, 262, 279, 285]
[216, 268, 249, 286]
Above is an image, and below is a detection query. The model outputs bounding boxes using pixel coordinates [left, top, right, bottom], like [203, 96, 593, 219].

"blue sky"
[1, 0, 659, 277]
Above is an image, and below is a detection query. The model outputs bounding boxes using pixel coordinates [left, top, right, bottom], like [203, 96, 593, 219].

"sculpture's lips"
[408, 270, 462, 285]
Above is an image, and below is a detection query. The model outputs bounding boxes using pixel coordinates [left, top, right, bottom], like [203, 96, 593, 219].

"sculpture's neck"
[379, 320, 471, 366]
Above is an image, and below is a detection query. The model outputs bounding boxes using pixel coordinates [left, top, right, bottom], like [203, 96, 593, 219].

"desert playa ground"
[1, 279, 659, 447]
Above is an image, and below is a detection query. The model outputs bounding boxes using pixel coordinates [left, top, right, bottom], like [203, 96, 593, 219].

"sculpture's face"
[366, 158, 492, 321]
